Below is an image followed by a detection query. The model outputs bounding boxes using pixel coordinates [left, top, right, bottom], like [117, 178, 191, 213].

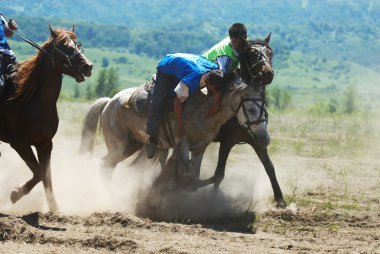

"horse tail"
[79, 97, 111, 154]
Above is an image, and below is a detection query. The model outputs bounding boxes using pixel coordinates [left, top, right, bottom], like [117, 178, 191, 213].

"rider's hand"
[8, 19, 17, 31]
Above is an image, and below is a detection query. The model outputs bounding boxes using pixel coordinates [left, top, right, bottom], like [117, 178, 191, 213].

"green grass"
[268, 111, 377, 158]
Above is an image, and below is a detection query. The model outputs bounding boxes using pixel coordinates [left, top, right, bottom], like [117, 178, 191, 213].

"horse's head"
[240, 33, 274, 86]
[48, 25, 93, 82]
[229, 84, 270, 147]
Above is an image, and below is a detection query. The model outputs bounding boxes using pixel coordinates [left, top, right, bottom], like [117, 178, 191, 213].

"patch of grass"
[269, 112, 377, 159]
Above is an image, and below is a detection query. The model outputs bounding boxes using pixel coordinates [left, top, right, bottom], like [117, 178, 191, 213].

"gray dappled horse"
[80, 34, 286, 209]
[138, 34, 286, 208]
[79, 80, 268, 187]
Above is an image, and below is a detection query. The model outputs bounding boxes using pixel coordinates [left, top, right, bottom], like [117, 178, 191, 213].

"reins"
[1, 15, 83, 72]
[0, 14, 49, 56]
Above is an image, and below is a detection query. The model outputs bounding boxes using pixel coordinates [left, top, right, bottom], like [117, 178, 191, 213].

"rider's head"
[206, 70, 232, 93]
[229, 23, 248, 53]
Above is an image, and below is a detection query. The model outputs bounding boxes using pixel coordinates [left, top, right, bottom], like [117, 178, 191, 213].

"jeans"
[146, 71, 179, 138]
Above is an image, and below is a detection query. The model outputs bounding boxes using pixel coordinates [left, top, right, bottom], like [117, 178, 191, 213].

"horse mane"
[8, 29, 77, 103]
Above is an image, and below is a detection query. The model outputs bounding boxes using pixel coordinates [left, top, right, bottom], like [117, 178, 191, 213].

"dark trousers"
[146, 71, 179, 138]
[0, 53, 16, 98]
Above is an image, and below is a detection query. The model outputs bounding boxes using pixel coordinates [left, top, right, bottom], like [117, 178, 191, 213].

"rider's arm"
[215, 56, 233, 74]
[2, 18, 16, 38]
[206, 89, 223, 118]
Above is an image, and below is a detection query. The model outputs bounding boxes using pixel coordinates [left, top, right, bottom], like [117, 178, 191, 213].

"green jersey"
[202, 37, 239, 74]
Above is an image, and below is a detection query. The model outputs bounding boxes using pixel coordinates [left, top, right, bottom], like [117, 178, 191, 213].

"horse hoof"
[49, 204, 60, 213]
[276, 200, 287, 209]
[10, 190, 22, 204]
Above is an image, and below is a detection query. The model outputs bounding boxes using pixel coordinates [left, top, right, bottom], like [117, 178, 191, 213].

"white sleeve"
[174, 81, 189, 102]
[0, 16, 7, 25]
[216, 55, 233, 74]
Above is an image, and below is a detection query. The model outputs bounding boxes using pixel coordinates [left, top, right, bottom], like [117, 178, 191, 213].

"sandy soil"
[1, 133, 380, 253]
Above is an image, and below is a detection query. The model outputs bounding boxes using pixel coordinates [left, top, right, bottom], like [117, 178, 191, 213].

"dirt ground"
[1, 133, 380, 253]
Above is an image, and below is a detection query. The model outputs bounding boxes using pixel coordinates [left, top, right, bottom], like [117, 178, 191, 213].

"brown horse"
[213, 34, 287, 208]
[0, 25, 92, 211]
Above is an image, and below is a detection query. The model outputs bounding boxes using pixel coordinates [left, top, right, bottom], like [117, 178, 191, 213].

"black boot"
[146, 137, 157, 159]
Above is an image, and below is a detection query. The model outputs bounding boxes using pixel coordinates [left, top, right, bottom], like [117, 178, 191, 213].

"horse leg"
[36, 140, 59, 212]
[253, 146, 287, 208]
[9, 143, 42, 204]
[157, 148, 169, 172]
[102, 138, 143, 180]
[188, 149, 215, 189]
[213, 139, 235, 191]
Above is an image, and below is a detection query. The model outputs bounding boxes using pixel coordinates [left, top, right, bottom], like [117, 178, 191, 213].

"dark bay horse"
[0, 25, 92, 211]
[213, 33, 287, 208]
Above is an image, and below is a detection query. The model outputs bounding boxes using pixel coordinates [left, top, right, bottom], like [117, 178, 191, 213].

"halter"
[236, 94, 268, 139]
[50, 36, 84, 71]
[245, 45, 272, 81]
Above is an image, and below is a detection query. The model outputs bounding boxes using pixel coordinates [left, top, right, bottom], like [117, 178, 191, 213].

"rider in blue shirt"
[0, 14, 17, 98]
[146, 53, 230, 158]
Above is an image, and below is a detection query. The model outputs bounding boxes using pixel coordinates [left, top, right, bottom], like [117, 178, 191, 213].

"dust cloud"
[0, 130, 294, 218]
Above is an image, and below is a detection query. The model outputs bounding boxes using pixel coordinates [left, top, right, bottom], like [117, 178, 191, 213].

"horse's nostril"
[82, 64, 92, 74]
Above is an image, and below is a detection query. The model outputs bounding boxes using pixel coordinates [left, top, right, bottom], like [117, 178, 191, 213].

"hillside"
[2, 0, 380, 108]
[4, 0, 380, 66]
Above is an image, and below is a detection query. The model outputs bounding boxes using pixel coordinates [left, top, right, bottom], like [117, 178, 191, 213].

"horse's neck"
[33, 58, 63, 107]
[182, 90, 236, 148]
[220, 88, 241, 118]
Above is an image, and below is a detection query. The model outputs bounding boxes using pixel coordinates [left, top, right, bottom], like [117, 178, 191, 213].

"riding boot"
[146, 137, 157, 159]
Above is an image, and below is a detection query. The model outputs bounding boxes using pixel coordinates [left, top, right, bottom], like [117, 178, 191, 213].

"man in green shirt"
[203, 23, 248, 74]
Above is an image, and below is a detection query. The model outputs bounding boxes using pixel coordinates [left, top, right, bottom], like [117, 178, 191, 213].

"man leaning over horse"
[0, 14, 17, 99]
[203, 23, 248, 75]
[145, 53, 232, 158]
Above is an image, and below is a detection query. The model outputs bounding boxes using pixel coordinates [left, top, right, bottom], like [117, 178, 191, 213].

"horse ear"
[49, 24, 57, 37]
[264, 32, 272, 44]
[71, 25, 75, 33]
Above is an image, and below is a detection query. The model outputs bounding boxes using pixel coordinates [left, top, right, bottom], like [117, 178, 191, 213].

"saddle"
[126, 75, 156, 115]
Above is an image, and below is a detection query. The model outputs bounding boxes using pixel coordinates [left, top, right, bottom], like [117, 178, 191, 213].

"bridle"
[236, 93, 268, 138]
[245, 44, 272, 82]
[50, 37, 84, 71]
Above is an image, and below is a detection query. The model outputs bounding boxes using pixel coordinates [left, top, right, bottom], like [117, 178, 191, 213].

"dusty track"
[1, 120, 380, 253]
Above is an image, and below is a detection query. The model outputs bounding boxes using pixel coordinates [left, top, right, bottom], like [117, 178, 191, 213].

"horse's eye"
[72, 41, 83, 53]
[248, 107, 257, 113]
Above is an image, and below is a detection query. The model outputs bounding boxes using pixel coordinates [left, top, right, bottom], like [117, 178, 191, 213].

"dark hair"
[229, 23, 247, 39]
[208, 70, 234, 91]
